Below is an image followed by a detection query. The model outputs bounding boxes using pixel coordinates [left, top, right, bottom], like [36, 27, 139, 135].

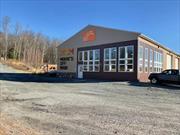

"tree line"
[0, 16, 61, 68]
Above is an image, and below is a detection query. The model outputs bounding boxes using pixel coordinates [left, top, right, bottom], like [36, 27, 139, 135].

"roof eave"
[139, 34, 180, 57]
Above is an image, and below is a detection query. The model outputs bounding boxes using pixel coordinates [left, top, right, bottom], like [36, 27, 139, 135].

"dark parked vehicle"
[148, 69, 180, 84]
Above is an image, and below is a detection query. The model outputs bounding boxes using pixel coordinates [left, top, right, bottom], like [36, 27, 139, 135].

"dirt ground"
[0, 113, 40, 135]
[0, 63, 180, 135]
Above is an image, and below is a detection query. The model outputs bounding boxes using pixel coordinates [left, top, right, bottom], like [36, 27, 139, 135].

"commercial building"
[57, 25, 180, 81]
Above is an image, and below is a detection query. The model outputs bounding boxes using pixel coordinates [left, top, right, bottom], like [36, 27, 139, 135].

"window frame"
[103, 47, 117, 72]
[78, 51, 83, 62]
[118, 45, 134, 72]
[78, 49, 100, 72]
[138, 46, 143, 72]
[144, 48, 149, 73]
[153, 51, 163, 73]
[149, 49, 153, 73]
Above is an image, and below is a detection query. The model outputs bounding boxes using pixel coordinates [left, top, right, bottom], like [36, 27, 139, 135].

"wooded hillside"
[0, 16, 61, 68]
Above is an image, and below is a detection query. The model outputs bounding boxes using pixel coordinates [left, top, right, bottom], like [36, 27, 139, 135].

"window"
[104, 47, 117, 72]
[78, 51, 83, 61]
[171, 70, 179, 75]
[83, 51, 88, 71]
[78, 49, 100, 72]
[162, 70, 171, 75]
[154, 51, 163, 73]
[94, 50, 100, 71]
[144, 48, 148, 73]
[84, 51, 88, 60]
[119, 46, 134, 72]
[154, 51, 157, 72]
[149, 49, 153, 72]
[138, 46, 143, 72]
[89, 50, 93, 71]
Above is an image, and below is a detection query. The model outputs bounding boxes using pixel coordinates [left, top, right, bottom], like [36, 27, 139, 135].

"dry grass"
[0, 59, 38, 73]
[0, 59, 55, 73]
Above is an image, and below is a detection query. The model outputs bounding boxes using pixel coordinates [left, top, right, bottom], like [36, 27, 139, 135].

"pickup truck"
[148, 69, 180, 84]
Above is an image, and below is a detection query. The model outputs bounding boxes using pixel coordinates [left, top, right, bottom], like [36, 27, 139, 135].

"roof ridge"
[87, 24, 141, 35]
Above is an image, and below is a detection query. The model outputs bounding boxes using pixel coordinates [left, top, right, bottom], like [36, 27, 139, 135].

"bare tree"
[1, 16, 62, 69]
[0, 32, 4, 58]
[13, 23, 22, 59]
[44, 39, 60, 64]
[2, 16, 10, 60]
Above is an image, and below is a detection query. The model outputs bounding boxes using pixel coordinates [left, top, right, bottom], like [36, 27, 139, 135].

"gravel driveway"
[0, 63, 180, 135]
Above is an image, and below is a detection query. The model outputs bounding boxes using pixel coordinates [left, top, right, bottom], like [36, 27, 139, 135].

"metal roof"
[139, 34, 180, 57]
[58, 25, 180, 57]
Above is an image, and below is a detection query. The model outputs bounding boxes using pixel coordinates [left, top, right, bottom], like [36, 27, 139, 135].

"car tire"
[151, 78, 158, 84]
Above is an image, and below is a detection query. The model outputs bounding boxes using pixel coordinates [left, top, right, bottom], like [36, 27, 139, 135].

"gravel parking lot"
[0, 63, 180, 135]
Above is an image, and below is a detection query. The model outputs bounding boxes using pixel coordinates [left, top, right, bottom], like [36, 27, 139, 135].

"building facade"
[57, 25, 180, 82]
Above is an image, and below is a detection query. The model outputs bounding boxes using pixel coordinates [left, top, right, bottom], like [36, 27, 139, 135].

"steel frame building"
[57, 25, 180, 81]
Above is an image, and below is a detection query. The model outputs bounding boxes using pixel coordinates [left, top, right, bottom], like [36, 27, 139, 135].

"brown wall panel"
[77, 40, 138, 81]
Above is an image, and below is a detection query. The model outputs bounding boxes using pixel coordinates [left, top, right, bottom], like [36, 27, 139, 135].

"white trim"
[104, 47, 117, 72]
[154, 51, 163, 73]
[118, 46, 134, 72]
[144, 48, 148, 73]
[78, 49, 100, 72]
[138, 46, 143, 73]
[149, 49, 153, 73]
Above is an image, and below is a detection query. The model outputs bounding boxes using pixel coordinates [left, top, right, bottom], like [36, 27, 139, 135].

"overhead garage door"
[166, 54, 172, 69]
[175, 58, 179, 69]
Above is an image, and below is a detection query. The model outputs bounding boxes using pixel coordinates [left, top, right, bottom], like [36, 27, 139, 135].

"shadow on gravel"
[0, 72, 102, 83]
[0, 72, 179, 90]
[128, 81, 180, 90]
[0, 73, 76, 83]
